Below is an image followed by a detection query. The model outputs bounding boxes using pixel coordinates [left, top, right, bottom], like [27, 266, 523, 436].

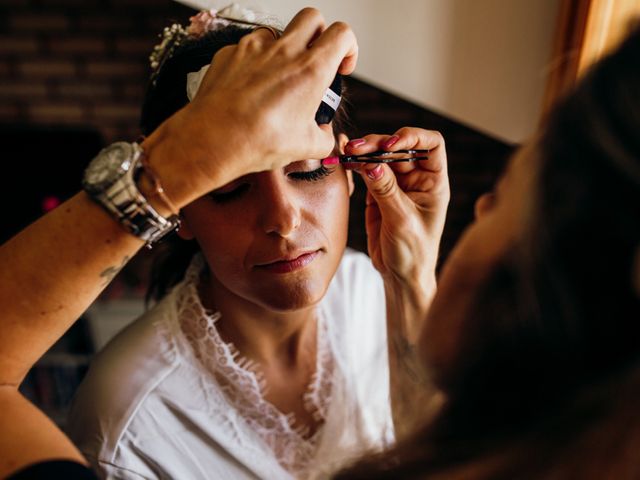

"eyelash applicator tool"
[338, 149, 430, 164]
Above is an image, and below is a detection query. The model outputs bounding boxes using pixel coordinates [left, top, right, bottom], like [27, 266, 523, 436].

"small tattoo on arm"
[100, 255, 130, 286]
[392, 334, 427, 385]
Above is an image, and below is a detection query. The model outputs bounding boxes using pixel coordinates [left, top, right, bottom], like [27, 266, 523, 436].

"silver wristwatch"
[82, 142, 180, 244]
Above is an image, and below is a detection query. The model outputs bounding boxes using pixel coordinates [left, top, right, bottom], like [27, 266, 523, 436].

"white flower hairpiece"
[148, 3, 261, 84]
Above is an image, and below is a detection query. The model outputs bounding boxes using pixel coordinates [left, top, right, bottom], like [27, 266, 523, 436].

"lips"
[256, 250, 320, 274]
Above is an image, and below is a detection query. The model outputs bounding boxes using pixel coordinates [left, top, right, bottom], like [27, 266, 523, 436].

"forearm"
[0, 117, 235, 388]
[384, 273, 441, 440]
[0, 192, 143, 387]
[0, 387, 86, 478]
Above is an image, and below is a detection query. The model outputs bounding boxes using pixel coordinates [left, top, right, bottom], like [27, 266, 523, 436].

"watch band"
[84, 142, 180, 245]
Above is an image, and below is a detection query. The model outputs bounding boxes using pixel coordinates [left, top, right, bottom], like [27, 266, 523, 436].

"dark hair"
[141, 25, 351, 302]
[337, 24, 640, 479]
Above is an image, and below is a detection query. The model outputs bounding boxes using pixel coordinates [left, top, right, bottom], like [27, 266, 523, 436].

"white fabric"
[69, 248, 393, 480]
[186, 65, 209, 101]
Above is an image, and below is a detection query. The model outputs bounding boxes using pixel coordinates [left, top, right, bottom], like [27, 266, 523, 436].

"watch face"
[83, 142, 134, 193]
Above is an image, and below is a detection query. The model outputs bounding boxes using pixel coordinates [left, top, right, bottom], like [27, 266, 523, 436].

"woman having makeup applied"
[0, 8, 363, 479]
[67, 7, 449, 480]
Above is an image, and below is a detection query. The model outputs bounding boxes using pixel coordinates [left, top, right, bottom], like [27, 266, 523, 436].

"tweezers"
[339, 149, 430, 163]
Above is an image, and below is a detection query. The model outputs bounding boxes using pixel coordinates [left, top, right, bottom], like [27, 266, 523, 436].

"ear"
[176, 214, 195, 240]
[337, 133, 355, 197]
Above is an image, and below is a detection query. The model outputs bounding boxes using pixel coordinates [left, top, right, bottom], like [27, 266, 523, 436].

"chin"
[254, 277, 328, 313]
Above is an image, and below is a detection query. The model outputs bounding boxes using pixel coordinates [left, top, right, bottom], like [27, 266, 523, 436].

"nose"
[258, 176, 301, 237]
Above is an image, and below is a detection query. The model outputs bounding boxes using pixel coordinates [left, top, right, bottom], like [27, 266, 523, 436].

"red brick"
[55, 81, 113, 98]
[0, 37, 40, 55]
[114, 37, 155, 57]
[0, 60, 13, 77]
[120, 82, 145, 100]
[49, 37, 108, 55]
[145, 16, 176, 32]
[29, 103, 87, 123]
[19, 60, 77, 77]
[93, 104, 140, 122]
[85, 60, 145, 78]
[0, 82, 48, 99]
[10, 14, 70, 31]
[0, 103, 22, 120]
[77, 16, 135, 31]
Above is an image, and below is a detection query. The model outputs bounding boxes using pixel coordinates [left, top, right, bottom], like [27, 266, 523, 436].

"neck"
[199, 274, 317, 368]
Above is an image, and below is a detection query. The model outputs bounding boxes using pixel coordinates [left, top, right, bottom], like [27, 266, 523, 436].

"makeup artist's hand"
[349, 128, 449, 436]
[144, 8, 359, 209]
[350, 128, 450, 327]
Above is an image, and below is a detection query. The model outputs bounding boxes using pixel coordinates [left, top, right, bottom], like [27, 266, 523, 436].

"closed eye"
[288, 165, 332, 182]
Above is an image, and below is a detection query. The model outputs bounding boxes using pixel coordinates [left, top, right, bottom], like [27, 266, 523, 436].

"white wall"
[180, 0, 560, 144]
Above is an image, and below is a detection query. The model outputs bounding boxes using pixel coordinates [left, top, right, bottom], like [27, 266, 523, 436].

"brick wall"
[0, 0, 192, 142]
[0, 0, 515, 262]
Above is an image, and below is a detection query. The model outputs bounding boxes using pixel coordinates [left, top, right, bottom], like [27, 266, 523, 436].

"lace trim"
[176, 254, 335, 477]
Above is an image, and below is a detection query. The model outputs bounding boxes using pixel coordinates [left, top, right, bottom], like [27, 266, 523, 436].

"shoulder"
[68, 292, 182, 463]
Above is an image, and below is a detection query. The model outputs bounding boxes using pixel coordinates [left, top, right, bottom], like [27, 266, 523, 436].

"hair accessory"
[186, 9, 230, 38]
[150, 4, 342, 125]
[149, 4, 262, 84]
[149, 23, 188, 79]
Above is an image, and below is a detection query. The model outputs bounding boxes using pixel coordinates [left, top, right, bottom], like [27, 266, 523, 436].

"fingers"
[306, 123, 338, 163]
[345, 128, 447, 174]
[358, 164, 408, 221]
[390, 127, 447, 174]
[282, 7, 326, 44]
[244, 27, 280, 45]
[308, 20, 359, 76]
[281, 8, 358, 75]
[216, 27, 278, 69]
[388, 127, 445, 151]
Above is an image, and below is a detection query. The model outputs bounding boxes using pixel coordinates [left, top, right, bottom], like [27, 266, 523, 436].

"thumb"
[305, 124, 337, 162]
[359, 164, 407, 219]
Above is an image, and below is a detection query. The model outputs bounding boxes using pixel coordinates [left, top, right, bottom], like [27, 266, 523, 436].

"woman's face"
[179, 140, 354, 313]
[420, 142, 537, 374]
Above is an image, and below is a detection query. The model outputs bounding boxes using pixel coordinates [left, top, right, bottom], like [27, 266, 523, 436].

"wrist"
[140, 109, 237, 209]
[383, 272, 436, 344]
[135, 167, 175, 218]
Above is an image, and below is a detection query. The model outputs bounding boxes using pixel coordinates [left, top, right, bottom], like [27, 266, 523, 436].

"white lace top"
[177, 255, 334, 477]
[69, 249, 394, 480]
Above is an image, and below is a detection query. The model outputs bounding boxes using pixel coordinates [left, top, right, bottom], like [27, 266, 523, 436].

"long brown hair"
[338, 24, 640, 479]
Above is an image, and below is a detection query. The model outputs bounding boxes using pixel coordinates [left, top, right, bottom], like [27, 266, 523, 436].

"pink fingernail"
[367, 165, 384, 180]
[347, 138, 366, 148]
[382, 135, 399, 149]
[321, 156, 339, 166]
